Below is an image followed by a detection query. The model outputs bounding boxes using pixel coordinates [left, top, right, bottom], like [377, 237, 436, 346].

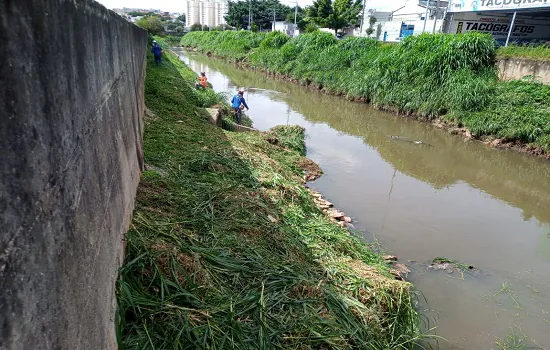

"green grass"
[497, 44, 550, 61]
[493, 325, 544, 350]
[117, 38, 421, 349]
[181, 31, 550, 152]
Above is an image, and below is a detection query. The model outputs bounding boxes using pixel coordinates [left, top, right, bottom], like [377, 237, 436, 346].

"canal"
[177, 49, 550, 349]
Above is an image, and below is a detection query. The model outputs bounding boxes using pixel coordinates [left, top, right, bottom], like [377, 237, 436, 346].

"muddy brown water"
[177, 50, 550, 349]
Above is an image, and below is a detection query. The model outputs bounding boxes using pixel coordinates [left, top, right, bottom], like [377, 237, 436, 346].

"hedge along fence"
[181, 31, 550, 152]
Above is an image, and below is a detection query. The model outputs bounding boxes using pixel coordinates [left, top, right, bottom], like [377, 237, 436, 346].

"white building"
[273, 21, 299, 36]
[184, 0, 228, 27]
[356, 1, 447, 41]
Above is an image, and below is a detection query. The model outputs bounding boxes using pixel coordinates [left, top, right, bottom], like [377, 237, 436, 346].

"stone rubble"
[306, 188, 353, 228]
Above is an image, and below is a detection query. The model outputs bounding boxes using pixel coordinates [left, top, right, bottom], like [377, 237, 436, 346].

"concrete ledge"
[205, 108, 258, 132]
[232, 124, 259, 132]
[498, 57, 550, 84]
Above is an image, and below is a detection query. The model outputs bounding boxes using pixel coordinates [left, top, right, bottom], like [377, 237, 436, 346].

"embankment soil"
[116, 39, 419, 348]
[180, 31, 550, 159]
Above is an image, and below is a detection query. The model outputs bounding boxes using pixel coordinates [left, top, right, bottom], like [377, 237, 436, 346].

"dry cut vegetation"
[116, 38, 421, 349]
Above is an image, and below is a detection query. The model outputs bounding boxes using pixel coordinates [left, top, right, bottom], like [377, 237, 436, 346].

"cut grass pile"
[264, 125, 307, 156]
[117, 39, 421, 348]
[181, 31, 550, 152]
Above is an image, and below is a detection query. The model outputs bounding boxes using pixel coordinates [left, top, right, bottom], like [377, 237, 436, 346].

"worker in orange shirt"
[195, 72, 208, 89]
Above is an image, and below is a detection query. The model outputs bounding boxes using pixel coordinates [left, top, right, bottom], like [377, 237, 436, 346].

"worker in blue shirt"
[231, 90, 249, 124]
[151, 40, 163, 66]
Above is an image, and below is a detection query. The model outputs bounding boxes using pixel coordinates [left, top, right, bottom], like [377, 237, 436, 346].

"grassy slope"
[117, 43, 419, 348]
[181, 31, 550, 153]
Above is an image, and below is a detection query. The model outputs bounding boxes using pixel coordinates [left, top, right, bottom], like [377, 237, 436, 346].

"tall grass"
[182, 31, 550, 152]
[181, 30, 267, 61]
[118, 39, 422, 349]
[497, 43, 550, 60]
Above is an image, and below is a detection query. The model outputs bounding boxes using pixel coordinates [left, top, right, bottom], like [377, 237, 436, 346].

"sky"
[95, 0, 406, 12]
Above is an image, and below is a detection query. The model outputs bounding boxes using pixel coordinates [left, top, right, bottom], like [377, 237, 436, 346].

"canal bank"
[178, 50, 550, 349]
[117, 42, 421, 348]
[181, 31, 550, 160]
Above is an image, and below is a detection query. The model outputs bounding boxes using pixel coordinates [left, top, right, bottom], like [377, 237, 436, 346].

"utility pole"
[294, 0, 298, 37]
[422, 0, 429, 33]
[505, 11, 517, 47]
[248, 0, 252, 30]
[273, 8, 276, 31]
[432, 0, 440, 33]
[359, 0, 367, 35]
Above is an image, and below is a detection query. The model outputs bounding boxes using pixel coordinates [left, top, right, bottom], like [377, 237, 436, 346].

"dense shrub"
[259, 31, 289, 49]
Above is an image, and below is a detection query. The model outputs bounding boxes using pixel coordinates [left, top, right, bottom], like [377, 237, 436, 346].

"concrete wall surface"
[0, 0, 147, 348]
[498, 57, 550, 85]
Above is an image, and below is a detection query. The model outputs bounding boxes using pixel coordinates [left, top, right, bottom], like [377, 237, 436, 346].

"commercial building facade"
[356, 0, 550, 45]
[445, 0, 550, 45]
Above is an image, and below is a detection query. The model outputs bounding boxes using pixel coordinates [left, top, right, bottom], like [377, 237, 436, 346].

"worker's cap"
[238, 90, 244, 94]
[152, 40, 157, 43]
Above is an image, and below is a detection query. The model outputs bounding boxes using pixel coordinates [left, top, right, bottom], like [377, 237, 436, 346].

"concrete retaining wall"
[0, 0, 147, 349]
[498, 57, 550, 84]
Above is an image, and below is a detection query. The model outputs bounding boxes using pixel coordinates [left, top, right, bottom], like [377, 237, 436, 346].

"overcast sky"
[95, 0, 406, 12]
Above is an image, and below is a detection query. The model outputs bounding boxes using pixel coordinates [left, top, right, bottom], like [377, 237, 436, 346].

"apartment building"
[184, 0, 228, 27]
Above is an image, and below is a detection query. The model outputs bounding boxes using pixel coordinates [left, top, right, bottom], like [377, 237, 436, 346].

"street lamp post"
[294, 0, 298, 37]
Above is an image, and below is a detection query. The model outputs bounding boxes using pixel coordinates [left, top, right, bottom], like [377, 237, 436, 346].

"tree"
[376, 23, 382, 40]
[190, 23, 203, 31]
[136, 16, 165, 35]
[177, 14, 186, 26]
[308, 0, 362, 34]
[308, 0, 332, 26]
[128, 11, 154, 17]
[365, 15, 376, 37]
[369, 15, 377, 27]
[304, 22, 319, 33]
[225, 0, 292, 30]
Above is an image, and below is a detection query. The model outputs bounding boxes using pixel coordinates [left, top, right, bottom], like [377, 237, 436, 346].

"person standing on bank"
[152, 40, 163, 66]
[231, 90, 249, 124]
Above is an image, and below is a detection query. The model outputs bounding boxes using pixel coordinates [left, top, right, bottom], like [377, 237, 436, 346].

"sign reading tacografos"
[449, 0, 550, 12]
[450, 13, 550, 43]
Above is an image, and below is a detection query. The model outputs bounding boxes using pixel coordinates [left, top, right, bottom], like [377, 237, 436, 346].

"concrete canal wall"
[0, 0, 147, 348]
[498, 57, 550, 84]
